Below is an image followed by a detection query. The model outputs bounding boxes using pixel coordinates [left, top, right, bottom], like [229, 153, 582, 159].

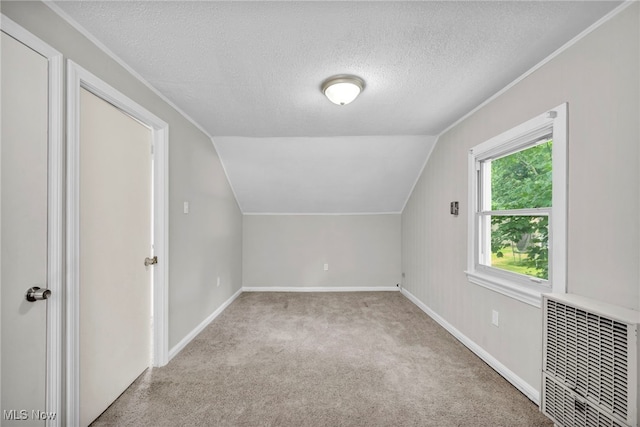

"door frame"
[66, 61, 169, 425]
[0, 15, 64, 427]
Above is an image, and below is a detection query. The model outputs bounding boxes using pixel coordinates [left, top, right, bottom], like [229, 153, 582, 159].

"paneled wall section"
[402, 3, 639, 395]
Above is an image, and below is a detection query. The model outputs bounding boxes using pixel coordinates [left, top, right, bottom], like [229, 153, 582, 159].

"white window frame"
[466, 103, 567, 307]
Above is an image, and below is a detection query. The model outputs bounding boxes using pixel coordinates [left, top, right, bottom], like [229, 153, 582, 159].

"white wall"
[243, 215, 401, 288]
[1, 1, 244, 350]
[402, 2, 639, 398]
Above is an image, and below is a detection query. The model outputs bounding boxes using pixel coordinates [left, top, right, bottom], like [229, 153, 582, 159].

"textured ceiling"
[53, 1, 621, 213]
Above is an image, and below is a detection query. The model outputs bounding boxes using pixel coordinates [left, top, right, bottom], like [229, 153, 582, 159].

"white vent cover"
[544, 373, 627, 427]
[542, 294, 639, 427]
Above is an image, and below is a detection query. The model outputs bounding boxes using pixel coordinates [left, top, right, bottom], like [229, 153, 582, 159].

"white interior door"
[0, 32, 49, 425]
[79, 88, 153, 426]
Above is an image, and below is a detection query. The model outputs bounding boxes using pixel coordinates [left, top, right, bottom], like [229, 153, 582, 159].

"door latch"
[25, 286, 51, 302]
[144, 256, 158, 266]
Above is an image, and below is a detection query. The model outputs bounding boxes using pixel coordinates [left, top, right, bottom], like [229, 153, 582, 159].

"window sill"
[465, 270, 543, 308]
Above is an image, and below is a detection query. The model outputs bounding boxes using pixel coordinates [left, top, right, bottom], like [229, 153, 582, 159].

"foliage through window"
[486, 139, 552, 280]
[467, 104, 567, 306]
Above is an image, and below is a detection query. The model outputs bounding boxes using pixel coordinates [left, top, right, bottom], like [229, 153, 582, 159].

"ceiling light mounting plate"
[321, 74, 365, 106]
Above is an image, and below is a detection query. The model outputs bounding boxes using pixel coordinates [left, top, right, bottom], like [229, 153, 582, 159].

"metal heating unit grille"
[544, 373, 626, 427]
[542, 294, 638, 427]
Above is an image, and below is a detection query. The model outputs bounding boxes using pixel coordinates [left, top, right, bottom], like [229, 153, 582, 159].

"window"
[466, 104, 567, 307]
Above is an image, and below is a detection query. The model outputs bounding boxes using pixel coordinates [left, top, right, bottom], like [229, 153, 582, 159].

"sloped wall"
[402, 3, 639, 396]
[1, 1, 244, 350]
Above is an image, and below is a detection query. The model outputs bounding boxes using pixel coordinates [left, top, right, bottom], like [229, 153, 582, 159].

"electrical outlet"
[216, 276, 220, 287]
[323, 263, 329, 271]
[492, 310, 499, 327]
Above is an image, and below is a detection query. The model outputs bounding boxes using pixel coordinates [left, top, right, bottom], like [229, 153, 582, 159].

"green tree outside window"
[489, 140, 552, 279]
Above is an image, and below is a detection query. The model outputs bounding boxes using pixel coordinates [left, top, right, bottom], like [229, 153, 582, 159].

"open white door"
[66, 61, 169, 426]
[78, 88, 153, 426]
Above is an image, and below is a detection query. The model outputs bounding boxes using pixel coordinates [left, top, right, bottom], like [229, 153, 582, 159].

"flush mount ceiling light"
[321, 75, 365, 106]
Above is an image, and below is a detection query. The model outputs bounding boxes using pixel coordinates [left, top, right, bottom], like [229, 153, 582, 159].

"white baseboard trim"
[242, 286, 400, 292]
[400, 287, 540, 405]
[168, 287, 243, 361]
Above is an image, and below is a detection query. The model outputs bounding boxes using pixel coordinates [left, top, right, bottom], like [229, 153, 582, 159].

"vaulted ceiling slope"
[53, 1, 621, 213]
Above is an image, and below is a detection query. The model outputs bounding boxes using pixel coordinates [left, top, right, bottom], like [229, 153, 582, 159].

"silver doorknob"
[144, 256, 158, 266]
[25, 286, 51, 302]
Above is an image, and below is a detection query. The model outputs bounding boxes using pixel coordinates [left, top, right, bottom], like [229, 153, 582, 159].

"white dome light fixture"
[321, 75, 365, 106]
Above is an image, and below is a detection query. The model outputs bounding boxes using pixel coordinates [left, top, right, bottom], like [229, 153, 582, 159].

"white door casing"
[67, 61, 169, 426]
[0, 15, 63, 427]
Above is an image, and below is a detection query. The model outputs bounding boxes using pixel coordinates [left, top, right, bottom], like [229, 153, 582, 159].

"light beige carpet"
[92, 292, 553, 426]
